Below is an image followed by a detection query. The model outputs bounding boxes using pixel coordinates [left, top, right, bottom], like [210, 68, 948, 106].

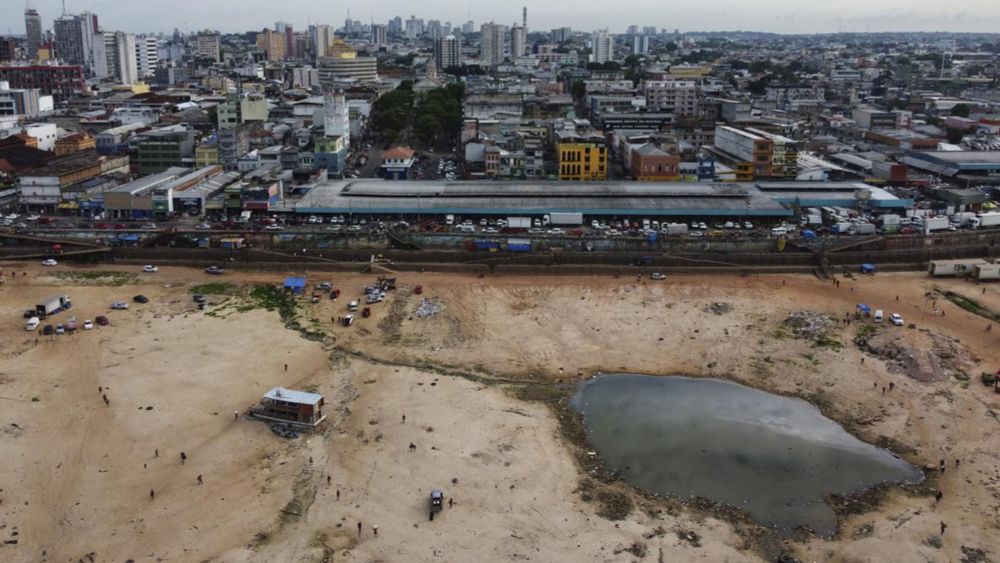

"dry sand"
[1, 263, 999, 562]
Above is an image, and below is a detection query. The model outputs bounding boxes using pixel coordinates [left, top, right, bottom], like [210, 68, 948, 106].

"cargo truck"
[928, 259, 989, 277]
[851, 223, 876, 235]
[36, 294, 71, 317]
[924, 217, 951, 232]
[974, 263, 1000, 281]
[973, 212, 1000, 229]
[547, 212, 584, 226]
[950, 212, 977, 227]
[506, 217, 531, 230]
[664, 223, 688, 235]
[876, 214, 900, 228]
[506, 238, 531, 252]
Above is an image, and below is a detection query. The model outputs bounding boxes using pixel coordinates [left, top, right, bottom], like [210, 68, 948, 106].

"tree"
[951, 103, 971, 117]
[570, 81, 587, 100]
[945, 127, 965, 144]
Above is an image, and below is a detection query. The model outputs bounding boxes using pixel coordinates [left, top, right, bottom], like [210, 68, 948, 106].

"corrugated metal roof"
[264, 387, 322, 405]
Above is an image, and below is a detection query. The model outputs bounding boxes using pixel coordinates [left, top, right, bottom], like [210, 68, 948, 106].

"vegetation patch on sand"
[54, 270, 137, 286]
[940, 290, 1000, 323]
[189, 282, 238, 295]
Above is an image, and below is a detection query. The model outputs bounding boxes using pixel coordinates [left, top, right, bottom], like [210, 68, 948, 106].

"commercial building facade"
[0, 66, 85, 100]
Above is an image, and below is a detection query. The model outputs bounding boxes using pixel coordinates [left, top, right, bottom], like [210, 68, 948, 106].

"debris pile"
[784, 311, 835, 340]
[415, 297, 443, 318]
[705, 302, 732, 315]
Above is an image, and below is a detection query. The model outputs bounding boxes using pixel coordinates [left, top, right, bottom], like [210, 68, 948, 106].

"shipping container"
[924, 217, 951, 232]
[974, 263, 1000, 280]
[474, 239, 500, 251]
[975, 212, 1000, 229]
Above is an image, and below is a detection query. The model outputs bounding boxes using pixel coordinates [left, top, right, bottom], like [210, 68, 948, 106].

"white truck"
[851, 223, 876, 235]
[973, 212, 1000, 229]
[950, 212, 977, 227]
[974, 263, 1000, 281]
[924, 217, 951, 232]
[928, 259, 989, 277]
[547, 212, 584, 226]
[877, 214, 901, 228]
[664, 223, 688, 235]
[506, 217, 531, 230]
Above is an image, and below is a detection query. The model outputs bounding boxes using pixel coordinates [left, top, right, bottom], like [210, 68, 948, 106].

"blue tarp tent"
[283, 277, 306, 294]
[802, 229, 816, 240]
[861, 263, 876, 274]
[857, 303, 871, 315]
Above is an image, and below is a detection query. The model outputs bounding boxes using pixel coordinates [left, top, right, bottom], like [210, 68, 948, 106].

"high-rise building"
[590, 29, 613, 64]
[480, 22, 505, 67]
[511, 25, 527, 58]
[551, 27, 572, 43]
[427, 20, 443, 40]
[323, 89, 349, 143]
[461, 21, 475, 34]
[434, 35, 460, 70]
[196, 32, 221, 62]
[105, 32, 137, 85]
[54, 15, 86, 67]
[314, 24, 332, 59]
[257, 30, 285, 61]
[372, 24, 387, 46]
[627, 25, 639, 35]
[0, 39, 16, 62]
[25, 8, 42, 60]
[405, 16, 424, 39]
[632, 35, 650, 55]
[642, 26, 657, 35]
[135, 36, 159, 78]
[389, 17, 403, 37]
[284, 25, 295, 58]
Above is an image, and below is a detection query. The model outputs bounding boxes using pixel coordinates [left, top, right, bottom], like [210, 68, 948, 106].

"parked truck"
[547, 212, 584, 226]
[973, 212, 1000, 229]
[877, 214, 901, 228]
[974, 263, 1000, 281]
[506, 238, 531, 252]
[928, 259, 989, 277]
[506, 217, 531, 230]
[924, 217, 951, 232]
[36, 294, 71, 317]
[950, 212, 977, 227]
[664, 223, 688, 235]
[851, 222, 876, 235]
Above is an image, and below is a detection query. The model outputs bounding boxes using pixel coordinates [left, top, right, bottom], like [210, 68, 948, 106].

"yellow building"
[667, 64, 712, 78]
[195, 144, 220, 167]
[557, 136, 608, 181]
[111, 82, 150, 94]
[256, 31, 285, 61]
[54, 133, 96, 156]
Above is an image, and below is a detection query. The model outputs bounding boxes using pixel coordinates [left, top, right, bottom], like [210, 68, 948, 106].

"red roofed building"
[380, 146, 416, 180]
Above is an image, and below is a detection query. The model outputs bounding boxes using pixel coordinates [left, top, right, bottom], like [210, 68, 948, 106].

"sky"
[16, 0, 1000, 35]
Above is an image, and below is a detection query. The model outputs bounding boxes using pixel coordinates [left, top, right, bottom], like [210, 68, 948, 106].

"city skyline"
[19, 0, 1000, 35]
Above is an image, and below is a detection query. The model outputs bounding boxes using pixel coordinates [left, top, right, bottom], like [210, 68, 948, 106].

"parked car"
[651, 272, 666, 280]
[66, 317, 77, 331]
[205, 266, 225, 275]
[55, 324, 65, 335]
[110, 301, 129, 310]
[192, 294, 206, 303]
[133, 295, 149, 304]
[25, 317, 40, 331]
[95, 315, 110, 326]
[41, 258, 58, 266]
[143, 265, 159, 273]
[83, 319, 94, 330]
[890, 313, 904, 326]
[43, 324, 54, 335]
[23, 309, 36, 319]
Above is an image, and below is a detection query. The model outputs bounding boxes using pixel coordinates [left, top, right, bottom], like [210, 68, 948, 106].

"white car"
[264, 224, 284, 231]
[26, 215, 40, 221]
[547, 228, 565, 235]
[889, 313, 904, 326]
[110, 301, 129, 310]
[41, 258, 58, 266]
[83, 320, 94, 330]
[143, 265, 159, 273]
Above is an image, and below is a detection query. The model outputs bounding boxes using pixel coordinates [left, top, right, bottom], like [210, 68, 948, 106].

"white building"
[590, 30, 613, 64]
[24, 123, 58, 151]
[642, 80, 699, 116]
[135, 35, 159, 78]
[324, 90, 350, 147]
[105, 32, 138, 85]
[314, 24, 332, 59]
[480, 22, 506, 67]
[511, 25, 527, 58]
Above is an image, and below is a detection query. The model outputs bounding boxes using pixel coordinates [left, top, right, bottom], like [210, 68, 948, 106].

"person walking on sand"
[150, 489, 155, 500]
[940, 458, 946, 473]
[180, 452, 187, 464]
[940, 522, 947, 535]
[155, 449, 159, 458]
[327, 475, 331, 485]
[988, 324, 993, 333]
[373, 524, 379, 536]
[102, 394, 109, 406]
[935, 491, 943, 503]
[284, 363, 288, 372]
[336, 489, 340, 500]
[357, 522, 362, 537]
[197, 474, 203, 485]
[402, 414, 406, 423]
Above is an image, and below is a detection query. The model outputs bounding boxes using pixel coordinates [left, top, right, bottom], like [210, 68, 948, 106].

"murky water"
[570, 375, 923, 536]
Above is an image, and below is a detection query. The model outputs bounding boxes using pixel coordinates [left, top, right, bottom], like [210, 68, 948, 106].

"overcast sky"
[18, 0, 1000, 35]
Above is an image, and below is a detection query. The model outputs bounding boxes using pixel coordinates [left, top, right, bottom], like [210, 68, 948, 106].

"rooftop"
[264, 387, 323, 405]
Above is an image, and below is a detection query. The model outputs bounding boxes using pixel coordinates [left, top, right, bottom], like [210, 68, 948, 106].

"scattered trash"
[705, 302, 732, 315]
[269, 423, 300, 439]
[785, 311, 835, 340]
[416, 297, 443, 318]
